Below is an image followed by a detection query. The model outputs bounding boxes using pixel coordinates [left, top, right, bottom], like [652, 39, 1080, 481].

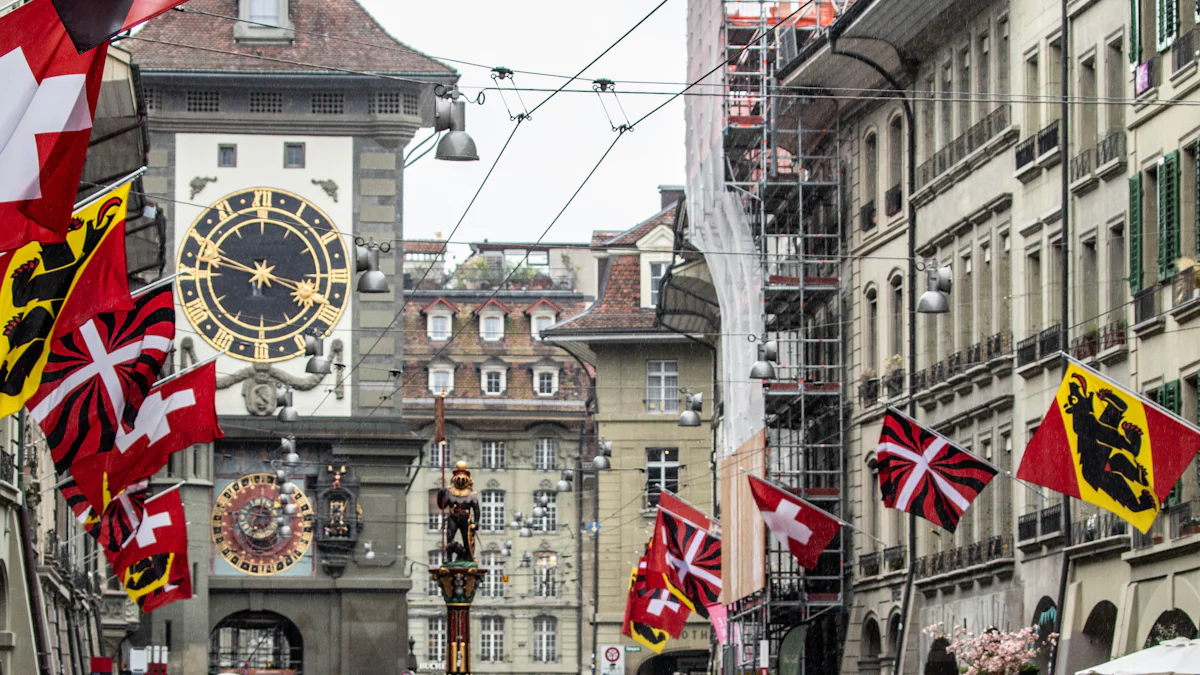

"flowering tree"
[922, 623, 1058, 675]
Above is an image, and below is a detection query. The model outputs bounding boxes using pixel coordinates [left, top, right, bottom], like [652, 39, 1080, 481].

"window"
[890, 277, 903, 358]
[980, 244, 993, 337]
[1158, 151, 1182, 282]
[480, 490, 505, 532]
[1107, 39, 1125, 130]
[1108, 223, 1126, 321]
[368, 91, 403, 115]
[649, 262, 668, 307]
[427, 616, 446, 660]
[977, 31, 991, 119]
[959, 255, 973, 349]
[887, 116, 903, 198]
[249, 91, 283, 113]
[535, 370, 557, 397]
[922, 76, 936, 161]
[1079, 56, 1098, 150]
[1048, 239, 1064, 325]
[481, 441, 505, 470]
[1156, 0, 1178, 52]
[249, 0, 279, 25]
[430, 369, 453, 396]
[535, 438, 557, 471]
[479, 617, 504, 662]
[939, 62, 953, 146]
[1026, 251, 1043, 333]
[864, 132, 878, 208]
[186, 90, 220, 113]
[997, 19, 1010, 95]
[144, 88, 161, 111]
[532, 314, 555, 341]
[427, 550, 443, 594]
[531, 491, 557, 532]
[1081, 237, 1099, 330]
[866, 288, 878, 370]
[311, 92, 344, 115]
[645, 448, 680, 507]
[482, 315, 503, 341]
[533, 617, 557, 662]
[428, 442, 449, 468]
[646, 361, 679, 413]
[1025, 51, 1040, 131]
[218, 144, 237, 168]
[1047, 37, 1063, 123]
[284, 142, 305, 168]
[958, 47, 972, 132]
[483, 369, 505, 396]
[429, 314, 450, 340]
[481, 551, 504, 598]
[533, 552, 558, 598]
[427, 493, 444, 533]
[1000, 233, 1012, 332]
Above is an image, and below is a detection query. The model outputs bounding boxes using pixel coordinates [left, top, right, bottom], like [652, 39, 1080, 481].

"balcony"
[1018, 513, 1039, 542]
[1070, 330, 1099, 362]
[1015, 136, 1037, 173]
[858, 377, 880, 405]
[916, 105, 1013, 192]
[986, 331, 1010, 360]
[1016, 335, 1039, 367]
[1069, 148, 1097, 194]
[0, 450, 13, 487]
[883, 545, 906, 572]
[946, 351, 965, 378]
[911, 368, 927, 392]
[1096, 130, 1127, 179]
[1135, 57, 1160, 98]
[450, 260, 576, 292]
[1133, 285, 1163, 334]
[859, 551, 880, 578]
[884, 369, 905, 398]
[1038, 323, 1063, 361]
[1040, 503, 1064, 536]
[913, 536, 1012, 581]
[860, 200, 877, 231]
[1070, 511, 1129, 547]
[885, 184, 903, 217]
[1036, 119, 1061, 165]
[1172, 29, 1196, 77]
[1171, 267, 1200, 323]
[1169, 501, 1200, 540]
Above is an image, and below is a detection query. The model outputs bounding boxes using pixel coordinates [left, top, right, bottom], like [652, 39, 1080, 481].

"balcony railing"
[947, 351, 965, 377]
[1172, 29, 1196, 75]
[965, 342, 983, 367]
[987, 331, 1011, 360]
[1037, 119, 1061, 157]
[929, 361, 947, 384]
[1040, 503, 1064, 535]
[885, 184, 903, 217]
[860, 200, 877, 231]
[911, 368, 927, 391]
[1173, 267, 1200, 307]
[859, 551, 880, 577]
[883, 545, 906, 571]
[1169, 501, 1198, 540]
[1134, 286, 1160, 325]
[884, 369, 905, 398]
[1097, 130, 1126, 167]
[1015, 136, 1036, 171]
[1101, 320, 1127, 349]
[1018, 513, 1039, 542]
[1016, 335, 1039, 366]
[1135, 57, 1160, 96]
[1038, 323, 1062, 359]
[918, 105, 1012, 190]
[1070, 511, 1128, 546]
[0, 450, 13, 486]
[1069, 148, 1092, 183]
[1071, 331, 1099, 361]
[450, 262, 576, 292]
[914, 536, 1011, 580]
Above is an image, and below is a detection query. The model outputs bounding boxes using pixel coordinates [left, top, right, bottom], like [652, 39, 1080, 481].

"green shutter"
[1132, 0, 1142, 65]
[1158, 0, 1179, 51]
[1131, 174, 1144, 293]
[1159, 151, 1181, 282]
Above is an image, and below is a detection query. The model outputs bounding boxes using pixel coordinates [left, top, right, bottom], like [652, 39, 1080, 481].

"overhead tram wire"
[300, 0, 675, 420]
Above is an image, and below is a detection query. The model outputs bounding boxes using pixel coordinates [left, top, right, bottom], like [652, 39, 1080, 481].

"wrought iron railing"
[1134, 286, 1160, 325]
[1070, 511, 1128, 546]
[884, 545, 906, 571]
[1172, 29, 1196, 75]
[1015, 136, 1036, 171]
[1133, 513, 1166, 549]
[885, 184, 902, 217]
[1169, 501, 1197, 540]
[860, 200, 877, 231]
[1069, 148, 1092, 183]
[1071, 331, 1099, 361]
[859, 551, 880, 577]
[918, 106, 1011, 189]
[914, 535, 1011, 580]
[1101, 320, 1127, 349]
[0, 450, 14, 486]
[1037, 119, 1061, 157]
[987, 331, 1011, 360]
[1016, 335, 1039, 367]
[911, 368, 927, 391]
[929, 360, 947, 384]
[1040, 503, 1064, 535]
[966, 342, 983, 367]
[1018, 513, 1039, 542]
[1097, 130, 1126, 166]
[947, 351, 965, 377]
[884, 370, 905, 398]
[1038, 323, 1062, 359]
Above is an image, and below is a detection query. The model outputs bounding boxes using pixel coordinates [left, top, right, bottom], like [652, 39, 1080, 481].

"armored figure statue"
[438, 461, 481, 562]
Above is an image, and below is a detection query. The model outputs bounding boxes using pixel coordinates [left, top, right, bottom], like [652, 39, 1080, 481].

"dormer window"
[236, 0, 293, 43]
[430, 368, 454, 395]
[421, 298, 459, 342]
[249, 0, 279, 25]
[482, 315, 503, 341]
[482, 367, 506, 396]
[649, 262, 668, 307]
[525, 298, 563, 341]
[531, 360, 560, 397]
[430, 315, 450, 340]
[475, 298, 511, 343]
[532, 314, 554, 341]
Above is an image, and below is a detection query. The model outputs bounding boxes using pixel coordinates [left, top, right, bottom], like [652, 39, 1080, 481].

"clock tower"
[128, 1, 456, 673]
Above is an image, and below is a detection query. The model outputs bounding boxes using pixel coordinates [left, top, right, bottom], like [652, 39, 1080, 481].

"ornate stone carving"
[216, 362, 324, 415]
[538, 479, 552, 490]
[486, 478, 500, 489]
[312, 178, 339, 202]
[190, 176, 217, 200]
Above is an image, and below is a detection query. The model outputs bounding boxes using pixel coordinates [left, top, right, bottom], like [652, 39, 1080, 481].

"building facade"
[128, 1, 454, 672]
[401, 246, 590, 675]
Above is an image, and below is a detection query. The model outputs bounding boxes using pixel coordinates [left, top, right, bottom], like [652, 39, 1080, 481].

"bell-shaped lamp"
[434, 98, 479, 162]
[592, 455, 610, 470]
[305, 334, 332, 375]
[276, 389, 299, 422]
[750, 359, 776, 379]
[917, 266, 951, 314]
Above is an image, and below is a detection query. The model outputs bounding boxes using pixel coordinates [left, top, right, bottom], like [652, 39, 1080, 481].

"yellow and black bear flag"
[0, 182, 132, 417]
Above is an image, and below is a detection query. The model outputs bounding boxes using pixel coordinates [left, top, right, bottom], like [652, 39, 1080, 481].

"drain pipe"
[18, 407, 52, 674]
[827, 32, 918, 675]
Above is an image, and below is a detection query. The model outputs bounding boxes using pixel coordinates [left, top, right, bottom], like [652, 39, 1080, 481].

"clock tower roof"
[127, 0, 455, 78]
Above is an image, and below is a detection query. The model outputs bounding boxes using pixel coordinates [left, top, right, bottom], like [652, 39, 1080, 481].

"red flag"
[73, 362, 221, 509]
[658, 490, 713, 530]
[644, 508, 670, 589]
[28, 284, 173, 473]
[51, 0, 192, 53]
[0, 0, 108, 250]
[60, 477, 149, 557]
[628, 568, 689, 638]
[114, 487, 189, 606]
[876, 408, 998, 532]
[656, 508, 722, 618]
[747, 474, 841, 570]
[137, 557, 192, 613]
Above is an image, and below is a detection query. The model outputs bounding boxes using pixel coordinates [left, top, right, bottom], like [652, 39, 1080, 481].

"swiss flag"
[747, 474, 841, 570]
[73, 362, 222, 510]
[51, 0, 192, 53]
[0, 0, 108, 251]
[114, 487, 189, 606]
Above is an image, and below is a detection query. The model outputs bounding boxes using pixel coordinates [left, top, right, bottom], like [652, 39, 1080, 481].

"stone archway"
[1065, 600, 1117, 674]
[1032, 596, 1058, 674]
[1143, 609, 1198, 648]
[860, 617, 882, 675]
[210, 610, 304, 674]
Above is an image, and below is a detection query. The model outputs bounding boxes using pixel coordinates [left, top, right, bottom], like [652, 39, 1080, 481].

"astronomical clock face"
[212, 473, 314, 576]
[177, 187, 351, 362]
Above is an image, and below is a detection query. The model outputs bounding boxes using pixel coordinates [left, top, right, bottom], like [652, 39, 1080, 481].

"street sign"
[600, 644, 625, 675]
[625, 645, 641, 652]
[605, 647, 621, 662]
[588, 521, 601, 534]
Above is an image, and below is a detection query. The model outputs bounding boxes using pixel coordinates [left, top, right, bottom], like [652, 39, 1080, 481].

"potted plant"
[858, 367, 879, 403]
[923, 623, 1056, 675]
[883, 354, 904, 397]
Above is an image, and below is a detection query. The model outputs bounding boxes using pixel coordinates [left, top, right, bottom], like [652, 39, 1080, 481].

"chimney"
[658, 184, 685, 210]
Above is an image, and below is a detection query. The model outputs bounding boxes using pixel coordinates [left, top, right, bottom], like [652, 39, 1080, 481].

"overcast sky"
[362, 0, 687, 266]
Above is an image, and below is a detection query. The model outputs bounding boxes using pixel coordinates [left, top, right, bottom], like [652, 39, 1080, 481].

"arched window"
[888, 115, 904, 213]
[866, 288, 879, 372]
[864, 132, 879, 208]
[889, 276, 904, 359]
[533, 616, 557, 662]
[1144, 608, 1198, 648]
[1077, 601, 1118, 669]
[209, 611, 303, 674]
[862, 617, 882, 657]
[1032, 597, 1059, 672]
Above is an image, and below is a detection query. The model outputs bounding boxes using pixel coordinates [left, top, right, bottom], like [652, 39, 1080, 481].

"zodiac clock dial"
[177, 187, 351, 362]
[212, 473, 313, 576]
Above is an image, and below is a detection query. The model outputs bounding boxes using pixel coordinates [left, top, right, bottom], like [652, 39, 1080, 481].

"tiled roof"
[127, 0, 455, 75]
[472, 298, 512, 315]
[544, 255, 658, 334]
[405, 240, 448, 255]
[590, 230, 622, 246]
[597, 204, 676, 247]
[420, 297, 459, 315]
[523, 298, 563, 316]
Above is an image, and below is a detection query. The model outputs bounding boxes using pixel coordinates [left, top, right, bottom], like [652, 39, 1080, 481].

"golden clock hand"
[211, 252, 332, 310]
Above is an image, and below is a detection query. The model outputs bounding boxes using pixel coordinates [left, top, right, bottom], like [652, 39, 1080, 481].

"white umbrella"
[1077, 638, 1200, 675]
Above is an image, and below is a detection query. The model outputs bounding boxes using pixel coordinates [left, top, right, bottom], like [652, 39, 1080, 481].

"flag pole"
[655, 504, 720, 538]
[153, 349, 227, 387]
[131, 273, 179, 299]
[146, 480, 186, 504]
[73, 167, 147, 212]
[660, 488, 717, 523]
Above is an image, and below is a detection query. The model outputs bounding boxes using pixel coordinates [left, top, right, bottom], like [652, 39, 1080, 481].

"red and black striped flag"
[51, 0, 192, 53]
[876, 408, 998, 532]
[656, 507, 722, 617]
[59, 477, 149, 556]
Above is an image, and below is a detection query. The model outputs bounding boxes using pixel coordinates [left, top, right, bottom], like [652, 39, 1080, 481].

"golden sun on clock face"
[212, 473, 314, 576]
[177, 187, 351, 362]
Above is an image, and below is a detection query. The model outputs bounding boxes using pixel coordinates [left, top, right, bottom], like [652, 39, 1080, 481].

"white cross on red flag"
[114, 487, 191, 610]
[73, 361, 223, 511]
[0, 0, 108, 250]
[747, 473, 842, 570]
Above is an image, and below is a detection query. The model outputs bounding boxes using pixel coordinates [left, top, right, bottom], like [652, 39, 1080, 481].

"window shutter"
[1132, 0, 1142, 64]
[1159, 151, 1181, 282]
[1157, 0, 1179, 51]
[1161, 379, 1182, 414]
[1130, 174, 1144, 293]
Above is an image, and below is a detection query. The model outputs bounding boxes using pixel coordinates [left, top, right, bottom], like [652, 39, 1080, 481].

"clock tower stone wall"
[127, 1, 456, 672]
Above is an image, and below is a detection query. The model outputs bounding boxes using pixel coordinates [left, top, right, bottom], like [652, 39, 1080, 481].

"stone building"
[401, 246, 590, 675]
